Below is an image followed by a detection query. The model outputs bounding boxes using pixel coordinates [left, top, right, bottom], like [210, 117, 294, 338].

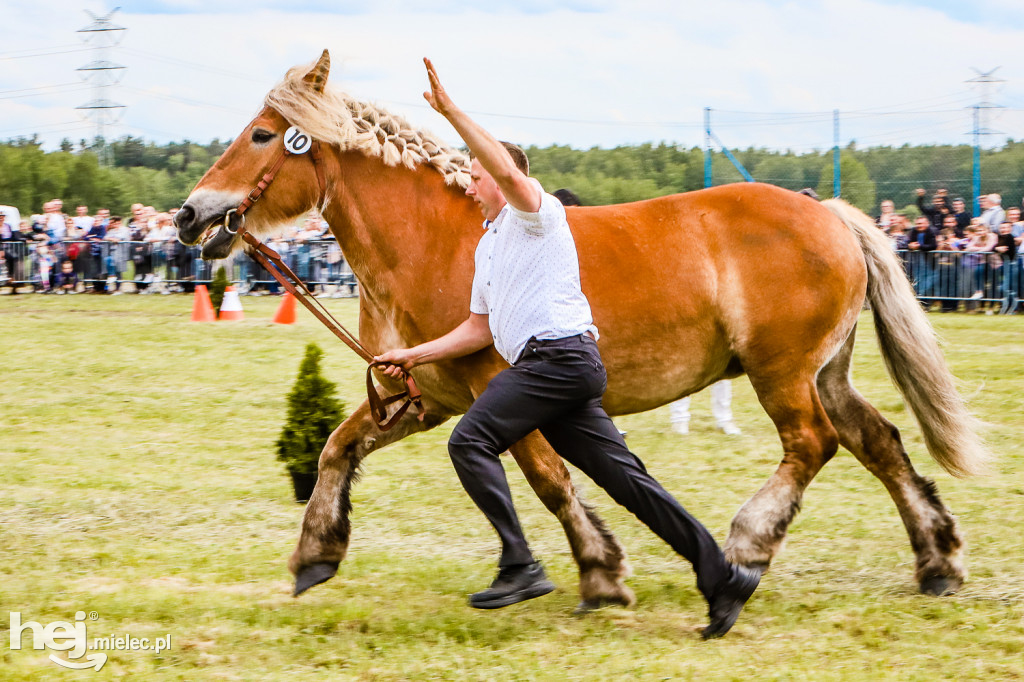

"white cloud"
[1, 0, 1023, 151]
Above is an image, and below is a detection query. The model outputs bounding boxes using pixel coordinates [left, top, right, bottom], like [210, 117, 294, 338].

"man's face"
[881, 201, 894, 213]
[1007, 208, 1020, 222]
[953, 199, 965, 212]
[979, 196, 990, 210]
[466, 159, 505, 221]
[76, 206, 88, 216]
[915, 218, 929, 231]
[943, 216, 957, 229]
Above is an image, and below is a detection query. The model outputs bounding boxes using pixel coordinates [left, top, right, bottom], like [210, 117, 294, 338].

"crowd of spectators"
[877, 189, 1022, 311]
[0, 200, 356, 297]
[2, 191, 1022, 310]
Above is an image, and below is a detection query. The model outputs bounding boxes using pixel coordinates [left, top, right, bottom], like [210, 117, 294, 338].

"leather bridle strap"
[225, 139, 423, 432]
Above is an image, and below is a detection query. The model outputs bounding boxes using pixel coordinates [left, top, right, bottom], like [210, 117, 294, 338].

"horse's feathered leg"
[507, 433, 635, 611]
[817, 326, 966, 595]
[724, 369, 840, 572]
[289, 397, 449, 596]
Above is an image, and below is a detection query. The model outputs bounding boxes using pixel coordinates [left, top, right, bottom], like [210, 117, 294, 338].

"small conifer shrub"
[210, 266, 230, 317]
[276, 343, 346, 500]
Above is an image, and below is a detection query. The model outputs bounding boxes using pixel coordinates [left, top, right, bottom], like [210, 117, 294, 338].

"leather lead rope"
[225, 138, 423, 431]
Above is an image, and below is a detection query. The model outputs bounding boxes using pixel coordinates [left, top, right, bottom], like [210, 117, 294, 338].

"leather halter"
[223, 138, 423, 431]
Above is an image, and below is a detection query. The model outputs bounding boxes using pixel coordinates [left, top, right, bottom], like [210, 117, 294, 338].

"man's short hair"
[501, 142, 529, 175]
[470, 141, 529, 176]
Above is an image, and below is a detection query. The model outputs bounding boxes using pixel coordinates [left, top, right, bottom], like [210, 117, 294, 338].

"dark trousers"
[448, 334, 731, 600]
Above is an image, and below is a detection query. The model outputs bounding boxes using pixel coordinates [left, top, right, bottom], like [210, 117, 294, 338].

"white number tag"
[284, 126, 312, 154]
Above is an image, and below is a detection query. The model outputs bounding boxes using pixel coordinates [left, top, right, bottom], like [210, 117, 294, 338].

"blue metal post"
[833, 109, 841, 199]
[972, 105, 981, 216]
[709, 132, 755, 182]
[704, 107, 712, 189]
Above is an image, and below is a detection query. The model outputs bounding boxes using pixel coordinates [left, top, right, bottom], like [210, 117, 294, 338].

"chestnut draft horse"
[175, 51, 987, 607]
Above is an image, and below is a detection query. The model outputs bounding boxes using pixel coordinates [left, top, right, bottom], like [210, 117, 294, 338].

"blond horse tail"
[822, 198, 990, 477]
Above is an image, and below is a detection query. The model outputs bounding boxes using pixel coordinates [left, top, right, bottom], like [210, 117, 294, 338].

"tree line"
[3, 134, 1024, 217]
[0, 136, 227, 217]
[527, 140, 1024, 215]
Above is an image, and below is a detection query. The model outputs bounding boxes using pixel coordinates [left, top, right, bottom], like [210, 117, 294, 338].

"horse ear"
[303, 49, 331, 93]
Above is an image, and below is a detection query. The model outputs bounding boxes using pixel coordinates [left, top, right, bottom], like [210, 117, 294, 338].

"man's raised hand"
[423, 58, 456, 117]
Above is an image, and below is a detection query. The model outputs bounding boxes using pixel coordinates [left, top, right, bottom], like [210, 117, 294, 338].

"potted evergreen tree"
[276, 343, 346, 502]
[209, 266, 230, 318]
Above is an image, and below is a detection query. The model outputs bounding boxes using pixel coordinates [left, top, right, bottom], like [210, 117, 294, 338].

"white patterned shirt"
[470, 181, 598, 364]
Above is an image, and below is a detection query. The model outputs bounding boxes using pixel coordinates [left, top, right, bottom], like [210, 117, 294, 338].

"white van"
[0, 205, 22, 233]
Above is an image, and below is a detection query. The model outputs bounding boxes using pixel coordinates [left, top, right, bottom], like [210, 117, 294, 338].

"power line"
[0, 46, 94, 61]
[121, 123, 223, 141]
[120, 47, 268, 84]
[0, 43, 82, 57]
[0, 83, 92, 100]
[381, 98, 704, 128]
[120, 85, 252, 115]
[0, 121, 94, 137]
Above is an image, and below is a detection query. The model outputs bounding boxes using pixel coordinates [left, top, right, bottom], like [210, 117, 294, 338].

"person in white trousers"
[670, 380, 741, 436]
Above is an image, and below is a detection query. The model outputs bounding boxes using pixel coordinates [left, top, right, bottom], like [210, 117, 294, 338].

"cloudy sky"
[3, 0, 1024, 152]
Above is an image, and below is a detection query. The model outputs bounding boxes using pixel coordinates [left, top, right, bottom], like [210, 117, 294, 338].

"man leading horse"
[374, 58, 760, 640]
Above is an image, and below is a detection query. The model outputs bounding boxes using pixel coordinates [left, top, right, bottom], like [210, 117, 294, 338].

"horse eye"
[251, 129, 275, 145]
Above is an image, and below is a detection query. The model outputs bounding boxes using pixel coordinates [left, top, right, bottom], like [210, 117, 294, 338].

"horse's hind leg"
[724, 369, 840, 573]
[508, 433, 635, 611]
[816, 327, 965, 595]
[290, 399, 449, 595]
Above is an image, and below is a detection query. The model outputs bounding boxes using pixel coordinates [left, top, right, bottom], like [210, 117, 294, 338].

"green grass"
[1, 295, 1022, 680]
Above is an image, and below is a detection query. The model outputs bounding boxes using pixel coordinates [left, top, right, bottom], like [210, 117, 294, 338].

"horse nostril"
[175, 204, 195, 228]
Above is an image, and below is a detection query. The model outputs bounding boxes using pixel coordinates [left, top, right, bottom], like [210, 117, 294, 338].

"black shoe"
[469, 562, 555, 610]
[702, 564, 761, 640]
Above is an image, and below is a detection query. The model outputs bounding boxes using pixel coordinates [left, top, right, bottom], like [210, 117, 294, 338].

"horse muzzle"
[174, 198, 242, 260]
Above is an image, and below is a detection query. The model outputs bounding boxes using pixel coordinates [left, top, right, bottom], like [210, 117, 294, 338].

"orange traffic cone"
[191, 284, 216, 322]
[273, 292, 297, 324]
[219, 285, 245, 321]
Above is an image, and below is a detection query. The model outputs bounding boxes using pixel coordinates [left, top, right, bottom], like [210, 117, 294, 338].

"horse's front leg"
[508, 433, 635, 611]
[290, 398, 448, 596]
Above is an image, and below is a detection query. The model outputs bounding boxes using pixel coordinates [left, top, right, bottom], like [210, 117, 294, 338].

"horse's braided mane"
[264, 63, 470, 189]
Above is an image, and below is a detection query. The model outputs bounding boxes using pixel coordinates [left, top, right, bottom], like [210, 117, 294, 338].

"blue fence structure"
[0, 240, 358, 296]
[0, 241, 1020, 313]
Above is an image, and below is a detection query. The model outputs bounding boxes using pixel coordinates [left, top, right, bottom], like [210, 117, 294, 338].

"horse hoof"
[573, 599, 605, 615]
[735, 561, 767, 578]
[919, 575, 960, 596]
[293, 561, 339, 597]
[573, 593, 633, 615]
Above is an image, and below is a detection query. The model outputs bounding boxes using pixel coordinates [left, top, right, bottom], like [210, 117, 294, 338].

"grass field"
[1, 295, 1022, 680]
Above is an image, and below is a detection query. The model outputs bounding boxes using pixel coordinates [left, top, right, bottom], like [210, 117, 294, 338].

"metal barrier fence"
[901, 249, 1019, 314]
[0, 240, 358, 296]
[1, 241, 1020, 312]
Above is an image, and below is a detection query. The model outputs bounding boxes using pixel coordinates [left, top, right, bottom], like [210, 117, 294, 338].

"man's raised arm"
[422, 58, 540, 214]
